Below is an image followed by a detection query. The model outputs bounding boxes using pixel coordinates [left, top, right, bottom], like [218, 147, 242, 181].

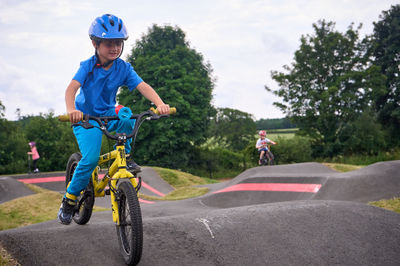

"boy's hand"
[156, 104, 170, 115]
[68, 109, 83, 123]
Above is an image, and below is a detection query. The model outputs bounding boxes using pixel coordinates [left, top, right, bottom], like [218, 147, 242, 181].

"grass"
[0, 245, 19, 266]
[322, 163, 364, 172]
[0, 183, 108, 232]
[369, 198, 400, 213]
[144, 167, 218, 201]
[259, 128, 298, 140]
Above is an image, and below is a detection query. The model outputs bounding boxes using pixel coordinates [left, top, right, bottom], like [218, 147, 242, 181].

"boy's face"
[93, 39, 123, 63]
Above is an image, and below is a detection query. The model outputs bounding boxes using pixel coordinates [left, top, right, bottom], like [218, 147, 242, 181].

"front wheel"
[267, 151, 275, 165]
[116, 180, 143, 266]
[65, 152, 95, 225]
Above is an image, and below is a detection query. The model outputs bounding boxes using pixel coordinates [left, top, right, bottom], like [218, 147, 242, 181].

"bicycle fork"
[91, 145, 139, 225]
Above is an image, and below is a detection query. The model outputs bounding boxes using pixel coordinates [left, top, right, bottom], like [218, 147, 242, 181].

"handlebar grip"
[150, 107, 177, 115]
[58, 112, 84, 122]
[58, 114, 71, 122]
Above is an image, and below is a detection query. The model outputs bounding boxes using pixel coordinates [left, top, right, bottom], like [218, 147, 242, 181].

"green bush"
[270, 136, 313, 164]
[320, 148, 400, 165]
[186, 147, 247, 179]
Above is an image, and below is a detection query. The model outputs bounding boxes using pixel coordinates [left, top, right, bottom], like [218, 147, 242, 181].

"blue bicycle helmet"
[89, 14, 128, 41]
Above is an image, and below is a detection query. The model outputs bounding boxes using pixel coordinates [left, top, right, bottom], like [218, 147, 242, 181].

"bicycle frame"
[59, 107, 176, 225]
[91, 144, 137, 225]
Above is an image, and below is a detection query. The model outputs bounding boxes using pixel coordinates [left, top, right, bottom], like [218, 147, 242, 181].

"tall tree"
[266, 20, 386, 156]
[0, 100, 5, 118]
[208, 108, 256, 151]
[372, 4, 400, 145]
[118, 25, 214, 168]
[0, 100, 29, 174]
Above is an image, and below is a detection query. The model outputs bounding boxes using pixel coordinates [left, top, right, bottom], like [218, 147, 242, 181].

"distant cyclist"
[255, 130, 276, 165]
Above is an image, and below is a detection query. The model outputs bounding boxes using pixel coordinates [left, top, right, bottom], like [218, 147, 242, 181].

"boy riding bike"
[255, 130, 276, 165]
[58, 14, 170, 225]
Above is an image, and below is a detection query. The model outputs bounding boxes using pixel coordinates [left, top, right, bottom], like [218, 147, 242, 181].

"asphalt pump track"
[1, 161, 400, 265]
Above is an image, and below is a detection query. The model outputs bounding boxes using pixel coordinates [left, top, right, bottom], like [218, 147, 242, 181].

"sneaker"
[57, 197, 76, 225]
[126, 159, 141, 173]
[33, 168, 39, 173]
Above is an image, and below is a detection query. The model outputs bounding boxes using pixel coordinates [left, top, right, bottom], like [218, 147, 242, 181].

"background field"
[264, 128, 298, 140]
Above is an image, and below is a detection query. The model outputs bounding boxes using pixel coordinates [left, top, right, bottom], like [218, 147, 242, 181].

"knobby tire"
[65, 152, 95, 225]
[116, 180, 143, 266]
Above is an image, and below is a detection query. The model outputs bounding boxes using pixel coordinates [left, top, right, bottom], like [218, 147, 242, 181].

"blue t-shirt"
[73, 56, 143, 116]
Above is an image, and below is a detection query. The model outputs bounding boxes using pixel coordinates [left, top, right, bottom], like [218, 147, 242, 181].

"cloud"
[0, 57, 65, 119]
[0, 0, 398, 121]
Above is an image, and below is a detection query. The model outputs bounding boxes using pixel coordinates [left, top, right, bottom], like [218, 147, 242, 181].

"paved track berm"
[1, 161, 400, 265]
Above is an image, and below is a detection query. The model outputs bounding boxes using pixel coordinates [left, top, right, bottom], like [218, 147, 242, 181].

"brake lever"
[81, 121, 95, 129]
[71, 121, 94, 129]
[149, 114, 170, 120]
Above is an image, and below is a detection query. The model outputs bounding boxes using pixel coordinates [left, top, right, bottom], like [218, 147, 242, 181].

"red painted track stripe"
[214, 183, 322, 193]
[17, 175, 166, 197]
[141, 181, 165, 197]
[139, 198, 155, 204]
[18, 176, 65, 183]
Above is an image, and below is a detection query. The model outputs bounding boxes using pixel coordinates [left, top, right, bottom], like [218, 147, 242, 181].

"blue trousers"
[66, 108, 135, 196]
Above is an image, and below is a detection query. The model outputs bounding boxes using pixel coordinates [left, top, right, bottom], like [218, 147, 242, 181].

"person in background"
[255, 130, 276, 165]
[28, 141, 40, 173]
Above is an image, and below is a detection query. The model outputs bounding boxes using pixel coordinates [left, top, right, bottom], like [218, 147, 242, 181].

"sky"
[0, 0, 398, 121]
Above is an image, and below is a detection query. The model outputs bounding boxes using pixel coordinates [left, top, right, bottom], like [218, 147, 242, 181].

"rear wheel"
[65, 152, 95, 225]
[260, 157, 268, 166]
[116, 180, 143, 266]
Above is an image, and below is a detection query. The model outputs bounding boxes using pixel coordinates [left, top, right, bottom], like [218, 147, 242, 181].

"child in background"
[255, 130, 276, 165]
[28, 141, 40, 173]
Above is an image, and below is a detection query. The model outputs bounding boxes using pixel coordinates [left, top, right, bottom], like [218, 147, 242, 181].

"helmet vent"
[118, 23, 122, 31]
[101, 24, 108, 32]
[109, 19, 115, 27]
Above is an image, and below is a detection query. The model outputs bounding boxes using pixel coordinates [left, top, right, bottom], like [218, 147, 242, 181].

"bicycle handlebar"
[58, 107, 176, 141]
[58, 107, 176, 122]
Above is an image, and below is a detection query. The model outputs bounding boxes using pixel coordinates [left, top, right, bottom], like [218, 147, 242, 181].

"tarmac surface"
[1, 161, 400, 265]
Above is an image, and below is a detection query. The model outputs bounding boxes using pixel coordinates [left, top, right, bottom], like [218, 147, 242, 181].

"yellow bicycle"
[59, 107, 176, 265]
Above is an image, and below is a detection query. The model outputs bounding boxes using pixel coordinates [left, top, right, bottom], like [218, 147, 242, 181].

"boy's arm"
[136, 82, 170, 114]
[65, 80, 82, 123]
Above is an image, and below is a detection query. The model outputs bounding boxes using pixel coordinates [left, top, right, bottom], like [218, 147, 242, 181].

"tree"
[118, 25, 214, 168]
[339, 108, 387, 155]
[255, 117, 296, 130]
[372, 4, 400, 145]
[266, 20, 386, 157]
[208, 108, 256, 151]
[0, 100, 5, 118]
[0, 103, 28, 174]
